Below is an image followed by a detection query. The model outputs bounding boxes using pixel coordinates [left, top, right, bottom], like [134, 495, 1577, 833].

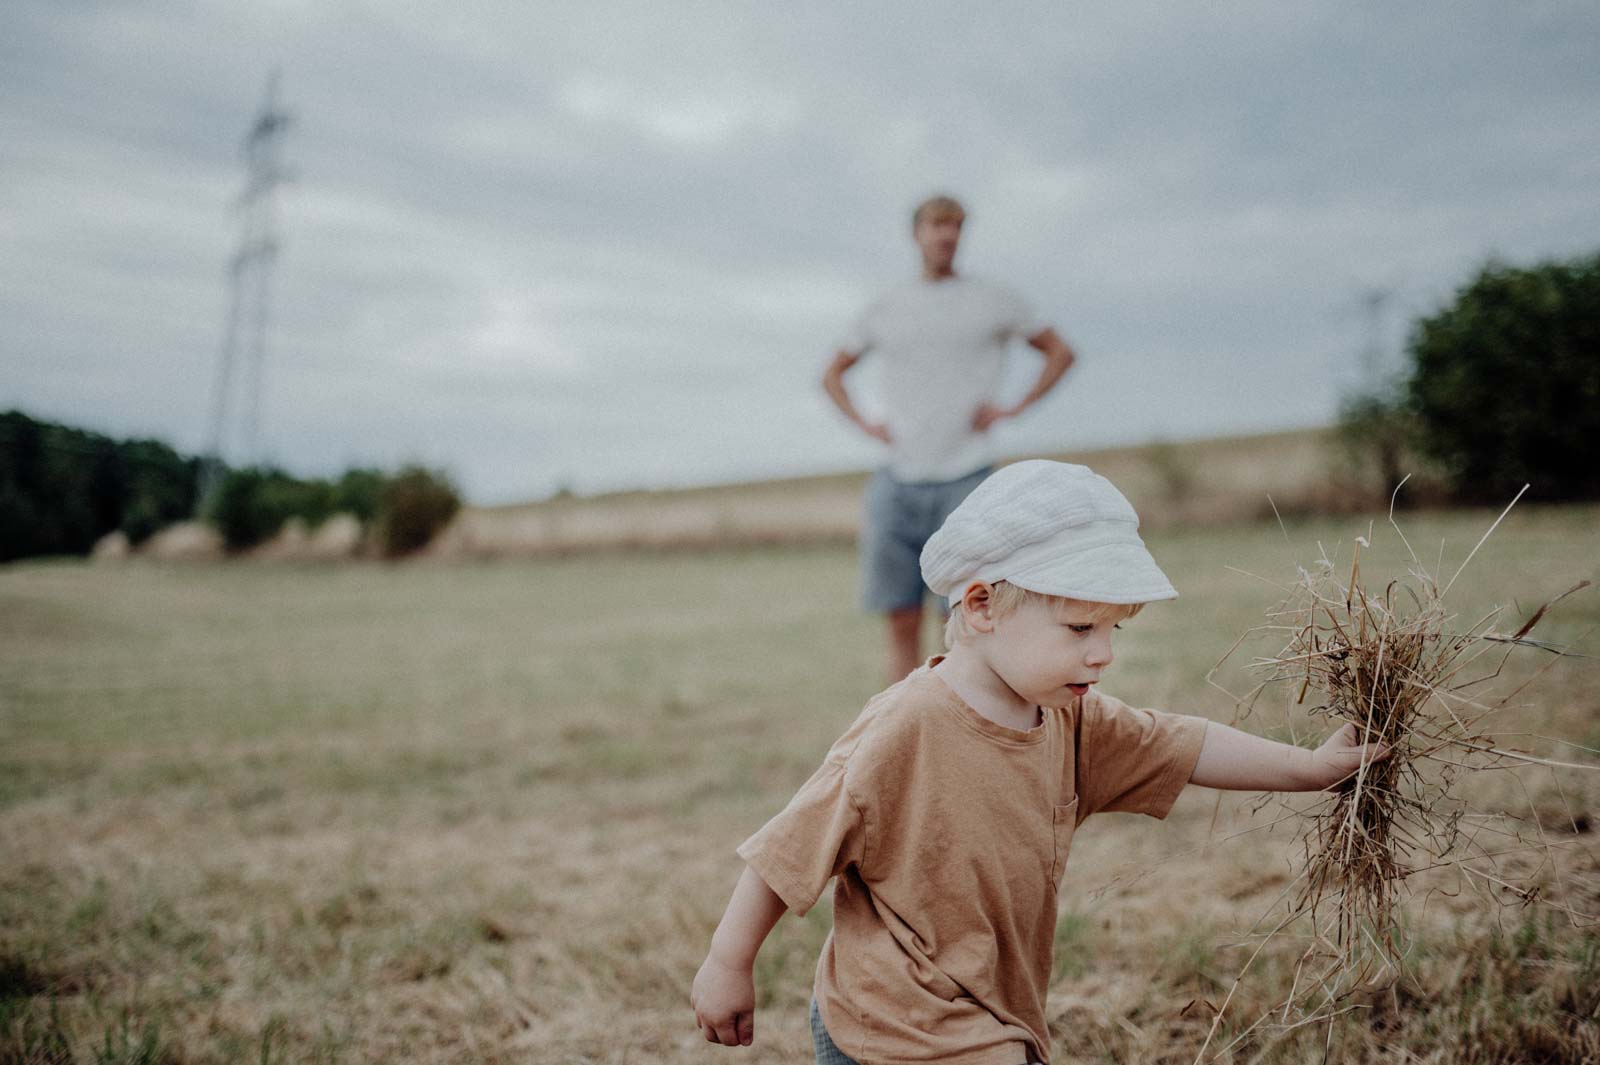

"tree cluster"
[210, 463, 459, 557]
[1340, 250, 1600, 503]
[1408, 252, 1600, 502]
[1, 409, 463, 562]
[0, 410, 200, 562]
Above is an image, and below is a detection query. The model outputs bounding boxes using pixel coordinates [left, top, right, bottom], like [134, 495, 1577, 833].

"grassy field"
[3, 504, 1599, 1063]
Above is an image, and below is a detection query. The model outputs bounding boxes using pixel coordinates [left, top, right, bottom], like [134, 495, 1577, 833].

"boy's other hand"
[860, 420, 893, 444]
[1309, 723, 1391, 790]
[690, 951, 756, 1047]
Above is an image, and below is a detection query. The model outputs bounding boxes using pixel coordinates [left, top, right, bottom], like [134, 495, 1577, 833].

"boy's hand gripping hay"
[1194, 494, 1597, 1061]
[1267, 553, 1592, 992]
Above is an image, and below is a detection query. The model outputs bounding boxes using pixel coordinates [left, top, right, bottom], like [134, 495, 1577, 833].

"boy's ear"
[961, 582, 998, 634]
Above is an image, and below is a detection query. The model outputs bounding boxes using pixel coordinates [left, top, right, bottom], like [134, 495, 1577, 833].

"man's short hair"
[912, 194, 966, 230]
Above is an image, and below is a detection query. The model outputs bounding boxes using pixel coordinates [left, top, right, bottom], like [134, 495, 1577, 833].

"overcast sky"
[3, 2, 1596, 503]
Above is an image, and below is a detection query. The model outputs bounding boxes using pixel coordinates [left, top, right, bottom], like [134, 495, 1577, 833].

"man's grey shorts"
[860, 465, 992, 613]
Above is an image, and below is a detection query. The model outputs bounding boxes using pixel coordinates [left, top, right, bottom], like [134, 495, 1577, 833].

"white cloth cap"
[919, 460, 1177, 604]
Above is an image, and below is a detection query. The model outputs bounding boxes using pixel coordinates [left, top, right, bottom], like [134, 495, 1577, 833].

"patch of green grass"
[0, 996, 73, 1065]
[131, 896, 210, 959]
[666, 759, 760, 818]
[754, 901, 835, 1009]
[90, 1011, 175, 1065]
[0, 757, 99, 810]
[558, 734, 667, 781]
[1052, 909, 1096, 980]
[69, 878, 111, 932]
[1165, 925, 1222, 993]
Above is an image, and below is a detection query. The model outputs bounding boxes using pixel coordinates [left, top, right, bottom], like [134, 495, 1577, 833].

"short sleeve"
[997, 284, 1048, 341]
[736, 760, 866, 916]
[1075, 691, 1208, 819]
[837, 302, 877, 356]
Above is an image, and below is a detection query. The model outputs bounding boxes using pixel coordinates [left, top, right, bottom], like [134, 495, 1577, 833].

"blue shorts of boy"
[859, 465, 992, 612]
[811, 997, 859, 1065]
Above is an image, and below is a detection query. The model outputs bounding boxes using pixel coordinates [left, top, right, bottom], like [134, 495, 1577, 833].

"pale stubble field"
[3, 505, 1598, 1063]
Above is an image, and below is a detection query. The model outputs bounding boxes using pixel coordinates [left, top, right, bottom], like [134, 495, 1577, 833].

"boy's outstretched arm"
[691, 865, 788, 1047]
[1190, 721, 1389, 792]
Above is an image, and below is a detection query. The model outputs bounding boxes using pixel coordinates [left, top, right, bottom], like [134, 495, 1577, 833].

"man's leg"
[896, 467, 991, 681]
[860, 470, 927, 684]
[886, 604, 923, 684]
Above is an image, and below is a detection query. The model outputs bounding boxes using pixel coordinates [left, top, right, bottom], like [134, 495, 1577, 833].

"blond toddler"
[691, 461, 1386, 1064]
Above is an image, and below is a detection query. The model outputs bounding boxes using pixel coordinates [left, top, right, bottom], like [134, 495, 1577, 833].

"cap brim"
[999, 540, 1177, 604]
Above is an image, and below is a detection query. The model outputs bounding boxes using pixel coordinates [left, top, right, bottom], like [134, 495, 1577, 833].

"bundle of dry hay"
[1193, 491, 1594, 1060]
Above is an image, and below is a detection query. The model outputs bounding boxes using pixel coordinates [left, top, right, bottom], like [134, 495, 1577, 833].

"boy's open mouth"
[1066, 683, 1092, 696]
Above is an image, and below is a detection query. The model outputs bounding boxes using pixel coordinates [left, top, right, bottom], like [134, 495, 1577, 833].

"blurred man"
[823, 194, 1079, 682]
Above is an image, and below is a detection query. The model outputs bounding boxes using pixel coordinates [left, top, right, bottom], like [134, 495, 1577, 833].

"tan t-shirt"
[737, 658, 1208, 1065]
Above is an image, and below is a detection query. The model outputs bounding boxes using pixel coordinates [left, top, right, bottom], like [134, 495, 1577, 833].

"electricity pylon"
[199, 71, 292, 514]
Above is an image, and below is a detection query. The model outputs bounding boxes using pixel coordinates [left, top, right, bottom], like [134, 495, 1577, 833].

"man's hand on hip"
[971, 402, 1016, 432]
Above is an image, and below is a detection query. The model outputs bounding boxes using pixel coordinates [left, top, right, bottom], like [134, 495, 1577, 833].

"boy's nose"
[1085, 637, 1113, 668]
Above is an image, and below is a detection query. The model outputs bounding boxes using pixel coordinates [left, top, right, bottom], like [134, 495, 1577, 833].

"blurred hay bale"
[307, 512, 365, 559]
[139, 520, 223, 561]
[90, 530, 130, 561]
[251, 515, 310, 561]
[246, 513, 369, 562]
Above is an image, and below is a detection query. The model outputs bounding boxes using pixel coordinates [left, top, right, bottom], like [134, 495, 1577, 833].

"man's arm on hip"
[822, 349, 891, 443]
[972, 329, 1078, 431]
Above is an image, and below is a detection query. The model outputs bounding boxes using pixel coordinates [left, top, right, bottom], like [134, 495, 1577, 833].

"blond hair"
[943, 582, 1143, 649]
[912, 194, 966, 230]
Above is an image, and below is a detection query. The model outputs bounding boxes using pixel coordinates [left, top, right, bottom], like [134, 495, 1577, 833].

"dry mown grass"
[2, 505, 1597, 1064]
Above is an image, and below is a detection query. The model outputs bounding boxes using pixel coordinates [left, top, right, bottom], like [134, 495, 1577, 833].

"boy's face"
[984, 597, 1122, 707]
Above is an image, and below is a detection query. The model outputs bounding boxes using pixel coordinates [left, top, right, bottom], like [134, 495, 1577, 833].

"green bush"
[209, 464, 461, 555]
[375, 466, 460, 557]
[332, 468, 385, 525]
[1406, 252, 1600, 502]
[209, 468, 336, 551]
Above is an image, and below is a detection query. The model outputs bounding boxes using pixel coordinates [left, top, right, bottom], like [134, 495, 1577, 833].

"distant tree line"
[1, 410, 461, 562]
[0, 410, 201, 561]
[1340, 249, 1600, 503]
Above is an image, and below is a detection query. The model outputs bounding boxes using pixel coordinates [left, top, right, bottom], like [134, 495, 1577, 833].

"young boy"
[690, 461, 1386, 1064]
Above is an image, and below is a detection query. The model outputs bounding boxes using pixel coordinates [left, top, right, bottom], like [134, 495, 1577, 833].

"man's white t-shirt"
[842, 276, 1046, 484]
